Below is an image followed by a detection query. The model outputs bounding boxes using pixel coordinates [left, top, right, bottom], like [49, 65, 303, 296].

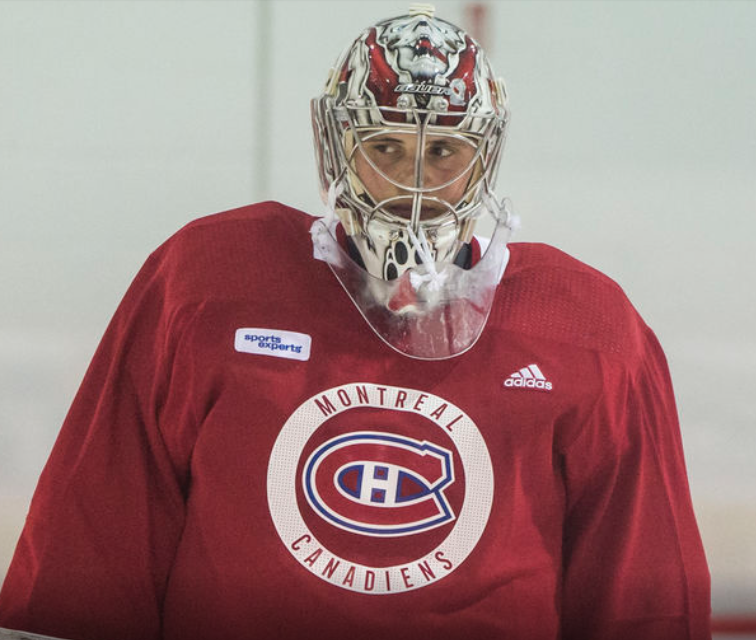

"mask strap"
[482, 190, 521, 235]
[323, 180, 345, 228]
[407, 226, 448, 292]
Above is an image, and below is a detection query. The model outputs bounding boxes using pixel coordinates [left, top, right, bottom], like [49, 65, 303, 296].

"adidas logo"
[504, 364, 553, 391]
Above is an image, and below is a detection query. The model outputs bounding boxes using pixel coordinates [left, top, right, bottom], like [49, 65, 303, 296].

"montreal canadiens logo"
[303, 432, 455, 536]
[267, 383, 494, 595]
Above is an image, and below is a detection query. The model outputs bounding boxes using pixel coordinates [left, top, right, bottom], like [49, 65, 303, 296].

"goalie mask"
[311, 4, 516, 359]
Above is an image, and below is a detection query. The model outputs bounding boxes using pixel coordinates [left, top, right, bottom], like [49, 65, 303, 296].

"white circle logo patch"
[267, 383, 493, 595]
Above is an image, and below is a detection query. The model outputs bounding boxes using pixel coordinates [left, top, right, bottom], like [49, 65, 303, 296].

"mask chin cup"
[311, 216, 512, 360]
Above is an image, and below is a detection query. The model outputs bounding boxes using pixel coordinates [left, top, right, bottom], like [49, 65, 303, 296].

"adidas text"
[504, 378, 552, 391]
[504, 363, 553, 392]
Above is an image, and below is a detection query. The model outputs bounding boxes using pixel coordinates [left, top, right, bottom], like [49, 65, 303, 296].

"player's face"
[352, 132, 478, 219]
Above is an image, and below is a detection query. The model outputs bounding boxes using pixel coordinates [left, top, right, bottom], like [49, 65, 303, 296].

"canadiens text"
[290, 533, 454, 593]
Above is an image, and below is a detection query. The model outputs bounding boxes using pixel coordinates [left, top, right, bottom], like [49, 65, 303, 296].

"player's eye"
[368, 140, 402, 156]
[362, 138, 409, 172]
[428, 142, 455, 158]
[375, 144, 397, 154]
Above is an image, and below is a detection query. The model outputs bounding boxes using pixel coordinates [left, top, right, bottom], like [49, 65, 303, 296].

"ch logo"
[303, 432, 456, 537]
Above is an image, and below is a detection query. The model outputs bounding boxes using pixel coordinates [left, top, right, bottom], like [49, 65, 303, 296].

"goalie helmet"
[311, 4, 515, 360]
[312, 3, 510, 281]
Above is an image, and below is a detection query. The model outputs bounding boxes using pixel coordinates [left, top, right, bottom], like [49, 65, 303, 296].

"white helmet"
[311, 5, 515, 359]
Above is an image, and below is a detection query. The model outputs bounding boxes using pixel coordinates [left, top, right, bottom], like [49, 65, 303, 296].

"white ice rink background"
[0, 1, 754, 635]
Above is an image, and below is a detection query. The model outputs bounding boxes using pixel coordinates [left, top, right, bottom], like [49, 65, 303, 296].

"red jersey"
[0, 203, 710, 639]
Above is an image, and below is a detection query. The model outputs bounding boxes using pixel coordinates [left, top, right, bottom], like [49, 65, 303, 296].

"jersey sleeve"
[560, 326, 711, 640]
[0, 244, 199, 640]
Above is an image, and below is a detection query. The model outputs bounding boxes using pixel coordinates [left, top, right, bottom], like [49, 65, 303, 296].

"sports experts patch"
[235, 328, 311, 361]
[267, 383, 494, 595]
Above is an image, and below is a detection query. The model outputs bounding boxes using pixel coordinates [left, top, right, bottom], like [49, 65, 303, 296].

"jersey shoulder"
[170, 200, 314, 263]
[496, 242, 647, 358]
[146, 201, 318, 302]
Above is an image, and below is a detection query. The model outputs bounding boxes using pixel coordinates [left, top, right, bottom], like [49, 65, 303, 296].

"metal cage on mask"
[317, 102, 507, 282]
